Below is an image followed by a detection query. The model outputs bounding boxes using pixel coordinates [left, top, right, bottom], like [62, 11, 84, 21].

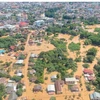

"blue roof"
[0, 50, 5, 54]
[90, 92, 100, 99]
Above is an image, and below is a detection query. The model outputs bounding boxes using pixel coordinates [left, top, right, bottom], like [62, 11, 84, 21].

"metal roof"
[47, 84, 55, 92]
[65, 77, 77, 82]
[90, 92, 100, 99]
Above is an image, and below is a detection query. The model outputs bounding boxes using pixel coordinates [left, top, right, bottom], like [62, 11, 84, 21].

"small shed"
[51, 75, 57, 82]
[29, 76, 37, 82]
[70, 85, 79, 92]
[33, 84, 42, 92]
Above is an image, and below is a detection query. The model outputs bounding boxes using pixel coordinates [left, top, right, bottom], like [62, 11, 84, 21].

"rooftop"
[47, 84, 55, 92]
[90, 92, 100, 99]
[16, 60, 24, 64]
[65, 77, 77, 82]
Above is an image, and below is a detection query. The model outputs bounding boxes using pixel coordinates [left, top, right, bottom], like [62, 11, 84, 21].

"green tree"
[16, 88, 23, 96]
[50, 96, 56, 100]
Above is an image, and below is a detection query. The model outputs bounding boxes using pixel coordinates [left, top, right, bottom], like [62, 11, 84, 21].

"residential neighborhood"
[0, 2, 100, 100]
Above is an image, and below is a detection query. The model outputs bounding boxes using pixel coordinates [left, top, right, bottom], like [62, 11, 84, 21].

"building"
[29, 69, 36, 75]
[30, 53, 38, 58]
[70, 85, 79, 92]
[47, 84, 55, 95]
[34, 20, 45, 27]
[33, 85, 42, 92]
[19, 21, 29, 27]
[0, 49, 5, 54]
[10, 46, 16, 51]
[83, 68, 93, 75]
[8, 91, 18, 100]
[29, 76, 37, 83]
[51, 75, 57, 82]
[15, 60, 24, 64]
[90, 92, 100, 100]
[65, 77, 77, 84]
[15, 70, 23, 77]
[55, 80, 64, 94]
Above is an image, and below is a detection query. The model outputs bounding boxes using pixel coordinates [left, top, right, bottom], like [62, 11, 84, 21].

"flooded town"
[0, 2, 100, 100]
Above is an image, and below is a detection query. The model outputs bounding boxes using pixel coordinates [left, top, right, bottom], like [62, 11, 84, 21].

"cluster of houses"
[83, 68, 95, 82]
[32, 74, 80, 95]
[0, 77, 18, 100]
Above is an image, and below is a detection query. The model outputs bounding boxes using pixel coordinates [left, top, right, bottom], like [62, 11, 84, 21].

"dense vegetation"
[63, 15, 76, 20]
[46, 24, 80, 36]
[45, 7, 61, 18]
[0, 71, 10, 78]
[94, 28, 100, 33]
[83, 47, 97, 63]
[68, 42, 80, 52]
[0, 37, 16, 48]
[0, 33, 27, 49]
[33, 49, 77, 83]
[10, 76, 22, 82]
[0, 84, 5, 100]
[50, 39, 67, 52]
[0, 29, 10, 37]
[28, 13, 35, 25]
[94, 59, 100, 92]
[80, 29, 100, 46]
[16, 83, 24, 97]
[80, 17, 100, 25]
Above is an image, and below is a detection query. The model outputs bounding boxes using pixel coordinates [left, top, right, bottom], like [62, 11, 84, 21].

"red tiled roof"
[19, 22, 28, 27]
[10, 46, 15, 50]
[83, 69, 93, 75]
[14, 53, 19, 57]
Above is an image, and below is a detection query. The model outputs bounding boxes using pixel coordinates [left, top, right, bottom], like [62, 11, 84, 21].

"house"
[29, 76, 37, 82]
[33, 84, 42, 92]
[28, 40, 34, 45]
[47, 84, 55, 95]
[19, 21, 29, 27]
[14, 53, 19, 58]
[83, 68, 93, 75]
[30, 53, 38, 58]
[15, 60, 24, 64]
[6, 80, 17, 93]
[0, 49, 5, 54]
[51, 75, 57, 82]
[70, 85, 79, 92]
[0, 78, 7, 85]
[28, 62, 35, 66]
[6, 86, 14, 94]
[90, 92, 100, 100]
[15, 70, 23, 77]
[10, 46, 16, 51]
[4, 24, 16, 31]
[8, 91, 18, 100]
[87, 76, 95, 81]
[34, 20, 45, 27]
[55, 80, 64, 94]
[29, 69, 36, 75]
[65, 77, 77, 84]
